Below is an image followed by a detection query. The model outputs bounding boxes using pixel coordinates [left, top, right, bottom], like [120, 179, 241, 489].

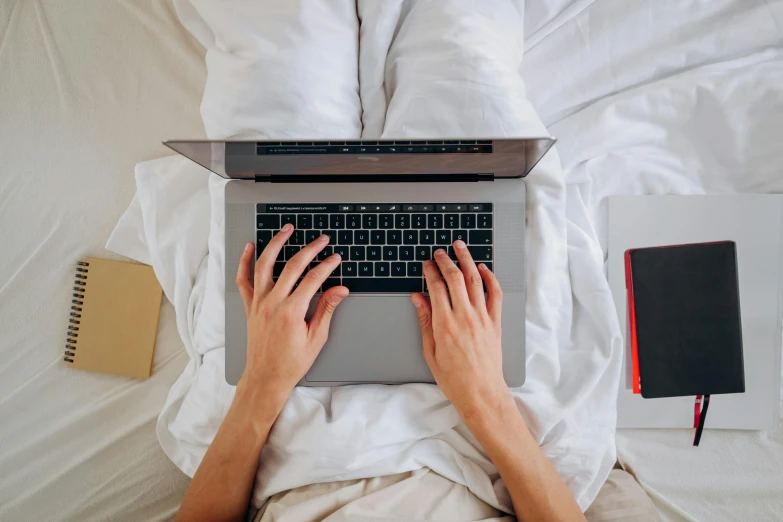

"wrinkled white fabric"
[106, 0, 621, 512]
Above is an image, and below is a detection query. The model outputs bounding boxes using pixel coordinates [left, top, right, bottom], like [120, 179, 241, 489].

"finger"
[432, 248, 471, 310]
[453, 240, 485, 308]
[235, 242, 255, 313]
[411, 293, 435, 364]
[479, 264, 503, 325]
[255, 224, 294, 293]
[274, 233, 330, 296]
[423, 259, 450, 312]
[308, 286, 350, 345]
[292, 253, 342, 307]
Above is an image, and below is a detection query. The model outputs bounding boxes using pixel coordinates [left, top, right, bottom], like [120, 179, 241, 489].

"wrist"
[460, 387, 524, 441]
[234, 376, 290, 430]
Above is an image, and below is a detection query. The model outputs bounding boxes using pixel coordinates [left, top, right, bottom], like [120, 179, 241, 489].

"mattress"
[0, 1, 205, 520]
[2, 0, 782, 521]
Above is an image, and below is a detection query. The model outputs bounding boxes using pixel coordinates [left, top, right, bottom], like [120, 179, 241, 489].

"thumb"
[411, 293, 435, 362]
[309, 286, 349, 344]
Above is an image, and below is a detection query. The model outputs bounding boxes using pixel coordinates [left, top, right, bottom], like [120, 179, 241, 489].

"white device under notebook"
[607, 195, 783, 430]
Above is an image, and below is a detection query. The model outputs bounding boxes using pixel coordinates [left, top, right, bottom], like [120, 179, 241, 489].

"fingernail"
[411, 296, 421, 308]
[244, 243, 253, 253]
[454, 240, 467, 249]
[434, 249, 446, 257]
[331, 253, 341, 260]
[478, 263, 486, 270]
[282, 223, 293, 232]
[319, 234, 330, 242]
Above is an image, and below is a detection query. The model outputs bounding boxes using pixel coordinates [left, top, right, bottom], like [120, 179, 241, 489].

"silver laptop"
[165, 139, 555, 387]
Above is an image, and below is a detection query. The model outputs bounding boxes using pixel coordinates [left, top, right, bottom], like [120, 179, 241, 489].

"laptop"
[165, 138, 555, 387]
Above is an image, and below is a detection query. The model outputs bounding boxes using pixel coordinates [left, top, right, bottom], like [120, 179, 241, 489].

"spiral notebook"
[65, 257, 163, 378]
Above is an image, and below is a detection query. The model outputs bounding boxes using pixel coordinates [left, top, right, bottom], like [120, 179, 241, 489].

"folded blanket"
[107, 0, 621, 512]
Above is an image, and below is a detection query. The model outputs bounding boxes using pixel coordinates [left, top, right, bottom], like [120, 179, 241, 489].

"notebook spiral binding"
[64, 261, 89, 363]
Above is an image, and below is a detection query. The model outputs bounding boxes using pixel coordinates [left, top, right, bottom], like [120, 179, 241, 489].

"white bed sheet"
[0, 1, 204, 520]
[522, 1, 783, 520]
[4, 0, 783, 520]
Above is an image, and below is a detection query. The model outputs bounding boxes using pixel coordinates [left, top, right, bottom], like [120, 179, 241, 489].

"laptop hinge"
[255, 173, 494, 183]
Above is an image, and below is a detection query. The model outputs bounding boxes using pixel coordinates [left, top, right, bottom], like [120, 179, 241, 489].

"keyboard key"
[338, 230, 353, 245]
[257, 230, 273, 252]
[371, 230, 385, 245]
[412, 214, 426, 229]
[407, 262, 422, 277]
[362, 214, 377, 229]
[477, 214, 492, 228]
[358, 262, 373, 276]
[452, 230, 468, 242]
[367, 246, 382, 260]
[284, 246, 300, 260]
[273, 261, 286, 277]
[346, 214, 362, 229]
[436, 231, 451, 245]
[469, 230, 492, 244]
[468, 246, 492, 261]
[342, 277, 423, 293]
[281, 214, 296, 226]
[403, 204, 417, 212]
[453, 204, 467, 211]
[420, 204, 433, 211]
[391, 262, 406, 277]
[329, 264, 341, 277]
[305, 230, 320, 243]
[323, 230, 337, 242]
[428, 214, 443, 228]
[314, 214, 329, 228]
[342, 262, 357, 277]
[435, 204, 451, 212]
[379, 214, 394, 229]
[420, 230, 435, 245]
[354, 230, 369, 245]
[461, 214, 476, 228]
[257, 214, 280, 229]
[444, 214, 460, 228]
[395, 214, 410, 229]
[416, 246, 431, 260]
[317, 246, 333, 260]
[383, 246, 398, 260]
[322, 278, 341, 291]
[290, 230, 305, 245]
[399, 246, 415, 260]
[330, 214, 345, 229]
[350, 246, 366, 261]
[387, 230, 402, 244]
[333, 245, 349, 259]
[446, 247, 458, 260]
[469, 204, 483, 211]
[375, 262, 390, 277]
[297, 214, 312, 229]
[339, 204, 354, 212]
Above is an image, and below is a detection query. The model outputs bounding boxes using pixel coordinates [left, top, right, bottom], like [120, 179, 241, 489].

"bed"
[2, 1, 782, 521]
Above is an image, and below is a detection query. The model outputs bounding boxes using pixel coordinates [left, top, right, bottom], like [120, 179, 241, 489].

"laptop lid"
[164, 138, 555, 181]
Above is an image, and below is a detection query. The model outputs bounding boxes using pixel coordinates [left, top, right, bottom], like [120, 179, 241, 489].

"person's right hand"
[410, 240, 511, 423]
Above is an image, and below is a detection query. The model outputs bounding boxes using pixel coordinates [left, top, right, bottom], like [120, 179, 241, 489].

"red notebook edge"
[625, 249, 642, 395]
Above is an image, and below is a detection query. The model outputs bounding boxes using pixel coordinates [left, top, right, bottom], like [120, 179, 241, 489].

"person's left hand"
[235, 224, 349, 409]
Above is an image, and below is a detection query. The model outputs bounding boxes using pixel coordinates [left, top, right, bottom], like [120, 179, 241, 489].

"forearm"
[175, 381, 286, 522]
[465, 394, 586, 522]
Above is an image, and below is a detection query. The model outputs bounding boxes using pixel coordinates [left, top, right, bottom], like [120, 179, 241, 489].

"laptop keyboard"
[256, 203, 493, 293]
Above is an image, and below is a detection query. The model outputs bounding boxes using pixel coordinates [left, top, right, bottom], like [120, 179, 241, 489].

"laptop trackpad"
[305, 295, 434, 383]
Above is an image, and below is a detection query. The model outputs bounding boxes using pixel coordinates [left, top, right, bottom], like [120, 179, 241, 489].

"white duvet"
[106, 0, 783, 519]
[108, 0, 620, 512]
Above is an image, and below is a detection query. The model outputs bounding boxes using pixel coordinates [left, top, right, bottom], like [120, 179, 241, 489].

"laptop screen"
[164, 138, 555, 180]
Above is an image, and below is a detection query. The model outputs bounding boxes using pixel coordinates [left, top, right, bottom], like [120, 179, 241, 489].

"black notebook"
[626, 241, 745, 399]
